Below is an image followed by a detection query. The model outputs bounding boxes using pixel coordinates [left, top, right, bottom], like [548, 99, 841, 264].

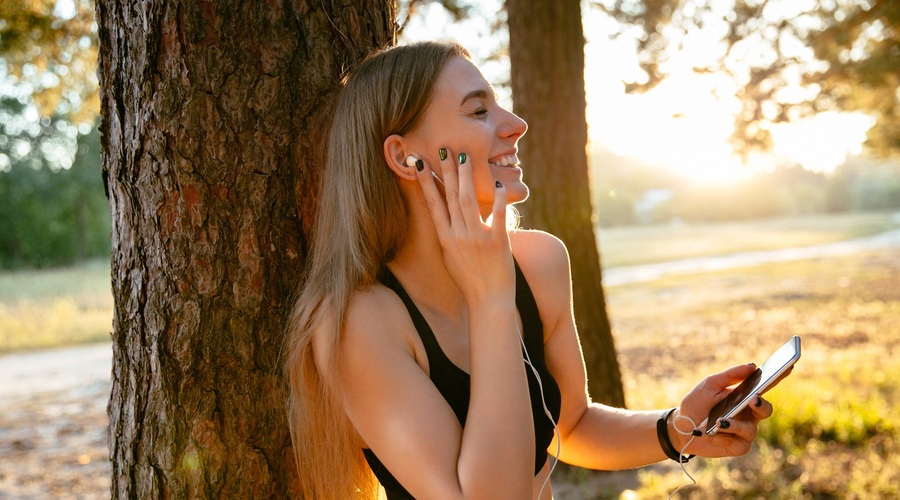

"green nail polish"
[457, 152, 467, 164]
[438, 148, 448, 161]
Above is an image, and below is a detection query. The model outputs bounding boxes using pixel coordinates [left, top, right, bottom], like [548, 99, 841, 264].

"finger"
[744, 395, 774, 421]
[707, 425, 754, 457]
[456, 151, 482, 229]
[706, 363, 758, 392]
[489, 180, 507, 231]
[438, 148, 465, 225]
[712, 416, 759, 446]
[441, 150, 465, 229]
[413, 156, 450, 234]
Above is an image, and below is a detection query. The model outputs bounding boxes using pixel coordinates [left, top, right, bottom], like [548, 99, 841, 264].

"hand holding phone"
[705, 335, 801, 435]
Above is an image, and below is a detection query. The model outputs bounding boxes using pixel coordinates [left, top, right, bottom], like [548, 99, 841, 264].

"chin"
[505, 182, 529, 205]
[491, 164, 527, 194]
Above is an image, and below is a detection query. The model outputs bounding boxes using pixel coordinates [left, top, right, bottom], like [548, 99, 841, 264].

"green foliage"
[763, 362, 899, 449]
[808, 0, 900, 156]
[0, 0, 106, 268]
[0, 0, 98, 124]
[591, 146, 900, 227]
[0, 123, 109, 268]
[592, 0, 900, 157]
[826, 156, 900, 212]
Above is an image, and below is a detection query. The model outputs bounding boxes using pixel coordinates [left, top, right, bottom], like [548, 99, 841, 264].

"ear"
[383, 134, 418, 181]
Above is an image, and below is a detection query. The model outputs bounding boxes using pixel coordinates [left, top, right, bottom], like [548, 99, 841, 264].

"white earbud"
[405, 155, 418, 169]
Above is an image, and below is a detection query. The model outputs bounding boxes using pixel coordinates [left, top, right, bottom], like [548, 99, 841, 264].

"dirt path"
[602, 227, 900, 286]
[0, 345, 111, 498]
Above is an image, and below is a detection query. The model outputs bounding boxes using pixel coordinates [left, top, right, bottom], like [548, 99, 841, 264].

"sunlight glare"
[401, 1, 877, 185]
[584, 15, 748, 185]
[583, 4, 875, 184]
[53, 0, 77, 20]
[770, 112, 876, 173]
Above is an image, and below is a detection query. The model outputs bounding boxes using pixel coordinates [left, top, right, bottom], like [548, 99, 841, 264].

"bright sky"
[402, 1, 876, 185]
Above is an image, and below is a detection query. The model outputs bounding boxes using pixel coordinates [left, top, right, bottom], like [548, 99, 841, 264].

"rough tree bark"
[506, 0, 625, 406]
[96, 1, 394, 496]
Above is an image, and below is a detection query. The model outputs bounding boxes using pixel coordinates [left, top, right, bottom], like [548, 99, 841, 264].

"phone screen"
[706, 335, 801, 435]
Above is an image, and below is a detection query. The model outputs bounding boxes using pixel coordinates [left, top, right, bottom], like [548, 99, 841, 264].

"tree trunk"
[506, 0, 625, 406]
[96, 1, 394, 496]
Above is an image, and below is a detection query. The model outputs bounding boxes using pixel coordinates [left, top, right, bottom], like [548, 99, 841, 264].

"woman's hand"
[415, 148, 515, 302]
[673, 363, 775, 458]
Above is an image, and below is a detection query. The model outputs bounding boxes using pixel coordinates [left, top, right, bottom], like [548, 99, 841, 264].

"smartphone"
[705, 335, 801, 435]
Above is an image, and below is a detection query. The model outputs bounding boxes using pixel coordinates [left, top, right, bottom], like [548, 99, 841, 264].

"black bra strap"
[379, 268, 452, 376]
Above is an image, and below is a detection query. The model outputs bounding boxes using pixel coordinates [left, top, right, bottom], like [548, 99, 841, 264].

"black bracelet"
[657, 408, 695, 463]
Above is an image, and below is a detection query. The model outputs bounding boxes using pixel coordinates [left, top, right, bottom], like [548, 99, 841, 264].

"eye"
[473, 107, 488, 118]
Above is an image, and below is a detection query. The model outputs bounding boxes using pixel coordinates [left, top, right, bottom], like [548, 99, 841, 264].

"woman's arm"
[510, 230, 773, 470]
[336, 287, 533, 499]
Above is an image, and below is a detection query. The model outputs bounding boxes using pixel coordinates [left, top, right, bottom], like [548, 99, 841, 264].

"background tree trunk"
[96, 1, 394, 496]
[506, 0, 625, 406]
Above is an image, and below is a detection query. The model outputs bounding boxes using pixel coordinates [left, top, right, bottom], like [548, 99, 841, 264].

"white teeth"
[489, 154, 519, 167]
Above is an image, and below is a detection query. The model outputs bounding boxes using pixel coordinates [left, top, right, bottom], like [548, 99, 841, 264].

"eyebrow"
[460, 88, 496, 106]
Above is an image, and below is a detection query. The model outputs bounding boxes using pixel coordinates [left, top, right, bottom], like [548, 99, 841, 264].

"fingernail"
[415, 159, 424, 172]
[458, 152, 467, 164]
[495, 180, 502, 188]
[755, 396, 763, 408]
[692, 429, 702, 437]
[438, 148, 448, 161]
[719, 420, 731, 429]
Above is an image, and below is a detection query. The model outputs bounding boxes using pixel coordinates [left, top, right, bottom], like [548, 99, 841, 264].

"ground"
[0, 379, 109, 497]
[1, 227, 897, 498]
[0, 345, 674, 499]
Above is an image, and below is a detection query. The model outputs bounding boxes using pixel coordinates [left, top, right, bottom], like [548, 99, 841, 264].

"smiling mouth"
[488, 154, 520, 168]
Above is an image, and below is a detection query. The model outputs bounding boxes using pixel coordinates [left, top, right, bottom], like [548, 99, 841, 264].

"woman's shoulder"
[509, 229, 570, 280]
[344, 281, 410, 334]
[335, 280, 419, 373]
[508, 229, 573, 337]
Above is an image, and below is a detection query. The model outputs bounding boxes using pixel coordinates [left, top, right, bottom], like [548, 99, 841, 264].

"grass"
[568, 247, 900, 499]
[2, 212, 899, 497]
[596, 210, 899, 268]
[0, 259, 112, 352]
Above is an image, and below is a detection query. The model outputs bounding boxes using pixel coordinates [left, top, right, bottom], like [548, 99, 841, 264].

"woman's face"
[407, 57, 529, 213]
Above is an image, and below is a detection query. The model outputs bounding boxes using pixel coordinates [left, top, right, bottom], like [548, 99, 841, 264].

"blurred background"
[1, 0, 898, 498]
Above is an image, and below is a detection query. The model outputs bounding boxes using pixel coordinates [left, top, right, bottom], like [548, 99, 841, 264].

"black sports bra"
[362, 261, 562, 499]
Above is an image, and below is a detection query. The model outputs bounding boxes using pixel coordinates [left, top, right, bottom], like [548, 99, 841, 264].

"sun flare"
[401, 1, 876, 187]
[581, 7, 874, 185]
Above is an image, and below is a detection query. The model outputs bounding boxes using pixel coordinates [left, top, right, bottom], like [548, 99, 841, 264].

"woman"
[285, 41, 774, 499]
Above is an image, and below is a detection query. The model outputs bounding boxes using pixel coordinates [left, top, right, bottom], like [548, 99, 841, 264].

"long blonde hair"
[285, 41, 471, 499]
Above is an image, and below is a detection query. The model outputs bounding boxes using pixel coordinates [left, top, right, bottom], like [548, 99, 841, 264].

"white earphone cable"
[517, 324, 560, 499]
[668, 413, 700, 499]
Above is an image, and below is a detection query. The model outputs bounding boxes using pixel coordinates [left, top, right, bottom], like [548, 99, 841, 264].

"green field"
[0, 259, 112, 352]
[588, 248, 900, 499]
[561, 232, 900, 498]
[597, 211, 898, 268]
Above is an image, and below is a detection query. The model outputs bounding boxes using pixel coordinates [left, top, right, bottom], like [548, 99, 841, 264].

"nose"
[499, 108, 527, 141]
